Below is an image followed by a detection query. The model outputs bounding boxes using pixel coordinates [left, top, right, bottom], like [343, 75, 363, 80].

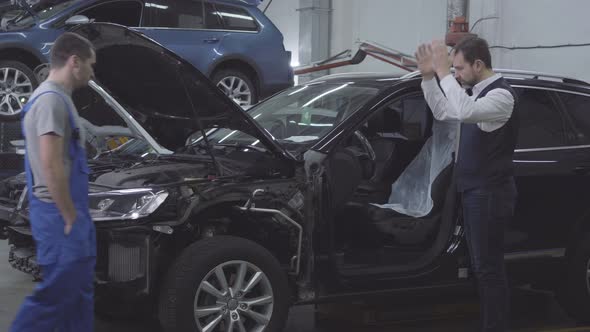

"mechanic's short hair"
[50, 32, 94, 69]
[454, 36, 492, 69]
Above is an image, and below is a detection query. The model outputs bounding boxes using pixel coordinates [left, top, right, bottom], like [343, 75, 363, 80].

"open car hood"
[69, 23, 290, 158]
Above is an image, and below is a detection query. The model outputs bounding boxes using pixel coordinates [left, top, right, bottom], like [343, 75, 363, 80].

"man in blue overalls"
[416, 37, 518, 332]
[11, 32, 97, 332]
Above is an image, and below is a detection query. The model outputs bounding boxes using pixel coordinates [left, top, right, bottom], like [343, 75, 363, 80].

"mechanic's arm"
[438, 75, 514, 123]
[39, 134, 77, 234]
[34, 96, 77, 235]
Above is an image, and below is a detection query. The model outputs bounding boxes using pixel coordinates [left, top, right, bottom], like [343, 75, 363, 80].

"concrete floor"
[1, 240, 589, 332]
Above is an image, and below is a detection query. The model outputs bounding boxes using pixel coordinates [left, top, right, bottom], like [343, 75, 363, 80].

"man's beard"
[456, 77, 474, 90]
[460, 76, 477, 88]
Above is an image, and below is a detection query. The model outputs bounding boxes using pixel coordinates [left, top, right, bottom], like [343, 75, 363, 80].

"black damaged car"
[3, 22, 590, 331]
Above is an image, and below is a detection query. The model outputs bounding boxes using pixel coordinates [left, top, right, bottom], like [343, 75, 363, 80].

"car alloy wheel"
[216, 76, 253, 108]
[194, 260, 274, 332]
[34, 63, 50, 83]
[0, 66, 33, 116]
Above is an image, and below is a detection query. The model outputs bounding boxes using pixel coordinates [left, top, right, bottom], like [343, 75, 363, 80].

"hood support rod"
[179, 72, 223, 176]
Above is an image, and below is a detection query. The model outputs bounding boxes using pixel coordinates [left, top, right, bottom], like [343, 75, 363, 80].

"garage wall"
[470, 0, 590, 82]
[258, 1, 300, 66]
[261, 0, 447, 76]
[329, 0, 446, 75]
[262, 0, 590, 83]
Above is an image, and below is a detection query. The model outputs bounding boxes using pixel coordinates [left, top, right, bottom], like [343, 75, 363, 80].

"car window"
[213, 3, 257, 31]
[148, 0, 204, 29]
[556, 91, 590, 145]
[395, 95, 430, 141]
[364, 94, 430, 141]
[8, 0, 77, 28]
[188, 83, 379, 154]
[204, 2, 223, 29]
[515, 88, 568, 149]
[78, 1, 142, 27]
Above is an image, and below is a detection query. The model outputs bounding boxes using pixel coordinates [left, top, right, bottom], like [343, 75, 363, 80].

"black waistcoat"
[455, 77, 519, 192]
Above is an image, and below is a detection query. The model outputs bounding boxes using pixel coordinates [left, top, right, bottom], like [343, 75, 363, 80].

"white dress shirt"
[421, 73, 515, 132]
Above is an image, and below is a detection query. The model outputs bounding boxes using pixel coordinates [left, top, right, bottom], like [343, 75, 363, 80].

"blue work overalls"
[11, 91, 97, 332]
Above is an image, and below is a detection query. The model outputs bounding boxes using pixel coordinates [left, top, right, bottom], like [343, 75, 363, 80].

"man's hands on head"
[415, 39, 454, 81]
[415, 43, 435, 80]
[431, 39, 453, 79]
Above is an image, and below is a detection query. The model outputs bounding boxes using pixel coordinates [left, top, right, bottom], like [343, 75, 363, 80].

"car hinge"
[447, 224, 470, 279]
[446, 224, 463, 254]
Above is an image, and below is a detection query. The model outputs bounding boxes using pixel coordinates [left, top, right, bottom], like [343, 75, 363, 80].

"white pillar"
[298, 0, 332, 82]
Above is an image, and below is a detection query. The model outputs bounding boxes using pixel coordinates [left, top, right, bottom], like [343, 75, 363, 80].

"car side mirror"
[65, 15, 91, 26]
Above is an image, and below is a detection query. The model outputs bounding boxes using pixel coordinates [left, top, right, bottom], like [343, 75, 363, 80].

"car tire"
[212, 69, 258, 108]
[0, 60, 38, 121]
[558, 234, 590, 323]
[158, 235, 291, 332]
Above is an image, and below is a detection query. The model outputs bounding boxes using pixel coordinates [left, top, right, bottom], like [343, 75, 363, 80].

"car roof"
[82, 0, 255, 6]
[305, 72, 406, 91]
[308, 72, 403, 83]
[211, 0, 257, 6]
[307, 70, 590, 94]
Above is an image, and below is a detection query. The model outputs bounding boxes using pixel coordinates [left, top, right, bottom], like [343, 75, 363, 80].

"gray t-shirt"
[23, 81, 86, 202]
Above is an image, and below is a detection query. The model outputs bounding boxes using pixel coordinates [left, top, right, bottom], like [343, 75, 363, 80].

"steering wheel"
[348, 130, 376, 179]
[353, 130, 376, 161]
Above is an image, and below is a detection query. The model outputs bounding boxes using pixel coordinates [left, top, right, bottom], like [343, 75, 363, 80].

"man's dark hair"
[50, 32, 94, 69]
[454, 37, 492, 69]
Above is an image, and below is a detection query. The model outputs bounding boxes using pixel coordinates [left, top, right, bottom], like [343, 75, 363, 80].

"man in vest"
[11, 32, 96, 332]
[415, 37, 518, 331]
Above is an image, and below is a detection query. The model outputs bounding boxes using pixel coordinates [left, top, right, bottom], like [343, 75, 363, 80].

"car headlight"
[89, 188, 169, 221]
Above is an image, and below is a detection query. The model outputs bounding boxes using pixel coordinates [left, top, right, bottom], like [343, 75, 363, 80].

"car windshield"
[8, 0, 78, 27]
[198, 82, 380, 155]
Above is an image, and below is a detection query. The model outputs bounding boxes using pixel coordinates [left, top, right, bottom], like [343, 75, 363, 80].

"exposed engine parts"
[8, 246, 41, 281]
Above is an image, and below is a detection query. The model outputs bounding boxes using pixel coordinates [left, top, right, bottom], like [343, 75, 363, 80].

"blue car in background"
[0, 0, 294, 121]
